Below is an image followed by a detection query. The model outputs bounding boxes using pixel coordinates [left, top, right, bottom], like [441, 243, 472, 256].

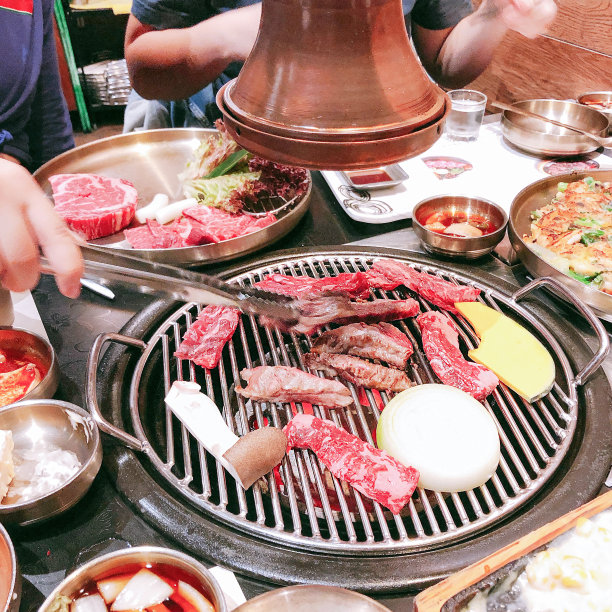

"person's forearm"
[432, 5, 509, 89]
[125, 5, 261, 101]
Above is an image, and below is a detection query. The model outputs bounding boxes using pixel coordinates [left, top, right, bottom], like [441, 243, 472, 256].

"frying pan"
[508, 169, 612, 322]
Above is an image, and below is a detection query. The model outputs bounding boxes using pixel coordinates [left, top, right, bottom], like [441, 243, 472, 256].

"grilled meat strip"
[369, 259, 480, 313]
[265, 295, 421, 335]
[253, 272, 371, 299]
[311, 322, 413, 369]
[236, 365, 352, 407]
[417, 311, 498, 400]
[284, 413, 419, 514]
[303, 352, 413, 393]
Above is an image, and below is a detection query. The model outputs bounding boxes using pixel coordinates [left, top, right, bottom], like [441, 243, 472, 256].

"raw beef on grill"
[283, 413, 419, 514]
[364, 267, 402, 291]
[304, 353, 413, 393]
[236, 366, 352, 407]
[275, 296, 421, 335]
[49, 173, 137, 240]
[369, 259, 480, 313]
[311, 322, 413, 369]
[182, 206, 276, 243]
[253, 272, 371, 299]
[174, 305, 241, 369]
[417, 311, 498, 400]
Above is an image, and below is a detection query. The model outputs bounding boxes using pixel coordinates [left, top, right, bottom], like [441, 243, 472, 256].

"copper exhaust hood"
[217, 0, 449, 170]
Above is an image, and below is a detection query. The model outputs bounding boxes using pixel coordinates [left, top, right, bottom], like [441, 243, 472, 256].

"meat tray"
[413, 490, 612, 611]
[33, 128, 311, 266]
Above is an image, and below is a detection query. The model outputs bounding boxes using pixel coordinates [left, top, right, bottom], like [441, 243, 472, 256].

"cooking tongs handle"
[512, 276, 609, 386]
[86, 331, 149, 452]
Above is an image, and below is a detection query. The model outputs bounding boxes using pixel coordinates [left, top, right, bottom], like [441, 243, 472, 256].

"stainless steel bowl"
[0, 328, 59, 406]
[0, 524, 20, 612]
[234, 585, 390, 611]
[0, 400, 102, 525]
[39, 546, 228, 612]
[501, 99, 609, 156]
[577, 91, 612, 134]
[412, 195, 508, 259]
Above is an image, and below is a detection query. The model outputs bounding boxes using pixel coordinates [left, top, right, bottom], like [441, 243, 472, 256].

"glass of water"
[445, 89, 487, 142]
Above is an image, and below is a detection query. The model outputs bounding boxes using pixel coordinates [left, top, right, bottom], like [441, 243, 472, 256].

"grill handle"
[512, 276, 610, 387]
[86, 332, 149, 452]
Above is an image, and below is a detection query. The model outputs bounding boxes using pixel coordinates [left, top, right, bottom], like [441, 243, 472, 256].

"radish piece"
[98, 574, 133, 604]
[72, 594, 108, 612]
[177, 581, 215, 612]
[111, 569, 174, 611]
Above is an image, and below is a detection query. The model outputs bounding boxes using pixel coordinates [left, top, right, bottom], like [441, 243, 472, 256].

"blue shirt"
[129, 0, 473, 128]
[0, 0, 74, 169]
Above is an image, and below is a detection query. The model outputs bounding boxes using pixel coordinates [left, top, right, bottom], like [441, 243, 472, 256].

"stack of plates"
[80, 59, 131, 107]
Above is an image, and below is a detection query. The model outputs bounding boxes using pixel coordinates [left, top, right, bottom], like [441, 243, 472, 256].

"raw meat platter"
[34, 128, 311, 267]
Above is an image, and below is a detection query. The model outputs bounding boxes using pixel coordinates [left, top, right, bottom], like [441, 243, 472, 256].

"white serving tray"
[321, 118, 612, 224]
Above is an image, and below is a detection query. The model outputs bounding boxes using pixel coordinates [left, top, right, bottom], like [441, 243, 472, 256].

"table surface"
[9, 171, 612, 612]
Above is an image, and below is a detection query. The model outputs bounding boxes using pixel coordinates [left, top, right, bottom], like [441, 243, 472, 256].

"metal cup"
[445, 89, 487, 142]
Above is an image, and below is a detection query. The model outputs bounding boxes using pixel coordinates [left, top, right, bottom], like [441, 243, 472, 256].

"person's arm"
[0, 159, 83, 298]
[413, 0, 557, 89]
[26, 0, 75, 168]
[124, 3, 261, 101]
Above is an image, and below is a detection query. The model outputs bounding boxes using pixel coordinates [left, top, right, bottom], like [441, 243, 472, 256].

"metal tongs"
[41, 244, 301, 327]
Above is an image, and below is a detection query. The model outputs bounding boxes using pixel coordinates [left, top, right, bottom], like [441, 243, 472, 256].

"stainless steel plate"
[508, 170, 612, 322]
[234, 585, 390, 611]
[34, 129, 311, 266]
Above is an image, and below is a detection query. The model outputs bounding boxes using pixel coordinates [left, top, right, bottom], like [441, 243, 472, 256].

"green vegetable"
[574, 217, 601, 227]
[584, 176, 597, 192]
[204, 149, 249, 179]
[183, 172, 260, 208]
[581, 229, 605, 245]
[567, 270, 598, 284]
[530, 210, 543, 221]
[557, 182, 568, 192]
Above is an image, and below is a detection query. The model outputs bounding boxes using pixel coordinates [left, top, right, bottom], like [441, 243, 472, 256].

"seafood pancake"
[524, 177, 612, 294]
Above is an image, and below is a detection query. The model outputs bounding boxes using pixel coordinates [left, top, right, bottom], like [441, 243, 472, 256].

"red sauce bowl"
[0, 328, 59, 407]
[413, 195, 508, 260]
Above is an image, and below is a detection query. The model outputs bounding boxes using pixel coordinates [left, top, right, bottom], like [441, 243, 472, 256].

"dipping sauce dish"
[413, 195, 508, 259]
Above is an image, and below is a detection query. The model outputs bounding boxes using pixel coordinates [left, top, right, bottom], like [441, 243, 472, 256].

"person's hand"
[0, 158, 83, 297]
[482, 0, 557, 39]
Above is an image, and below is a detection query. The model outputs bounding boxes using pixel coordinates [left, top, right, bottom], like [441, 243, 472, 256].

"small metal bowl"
[501, 99, 609, 156]
[234, 585, 390, 611]
[413, 195, 508, 259]
[0, 400, 102, 525]
[0, 524, 20, 612]
[0, 327, 59, 407]
[39, 546, 228, 612]
[577, 91, 612, 134]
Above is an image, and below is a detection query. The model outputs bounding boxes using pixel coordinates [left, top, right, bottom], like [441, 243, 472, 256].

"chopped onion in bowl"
[176, 580, 215, 612]
[72, 594, 107, 612]
[111, 569, 174, 611]
[97, 574, 132, 605]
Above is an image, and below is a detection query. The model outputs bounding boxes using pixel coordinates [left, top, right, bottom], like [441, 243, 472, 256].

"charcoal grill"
[88, 247, 611, 593]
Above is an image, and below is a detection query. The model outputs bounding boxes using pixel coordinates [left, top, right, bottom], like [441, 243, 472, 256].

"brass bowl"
[412, 195, 508, 260]
[0, 327, 59, 407]
[234, 585, 390, 611]
[577, 91, 612, 134]
[0, 400, 102, 525]
[0, 524, 20, 612]
[39, 546, 228, 612]
[501, 99, 609, 156]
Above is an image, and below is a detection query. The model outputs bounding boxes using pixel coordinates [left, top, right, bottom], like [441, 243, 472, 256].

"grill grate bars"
[129, 254, 578, 554]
